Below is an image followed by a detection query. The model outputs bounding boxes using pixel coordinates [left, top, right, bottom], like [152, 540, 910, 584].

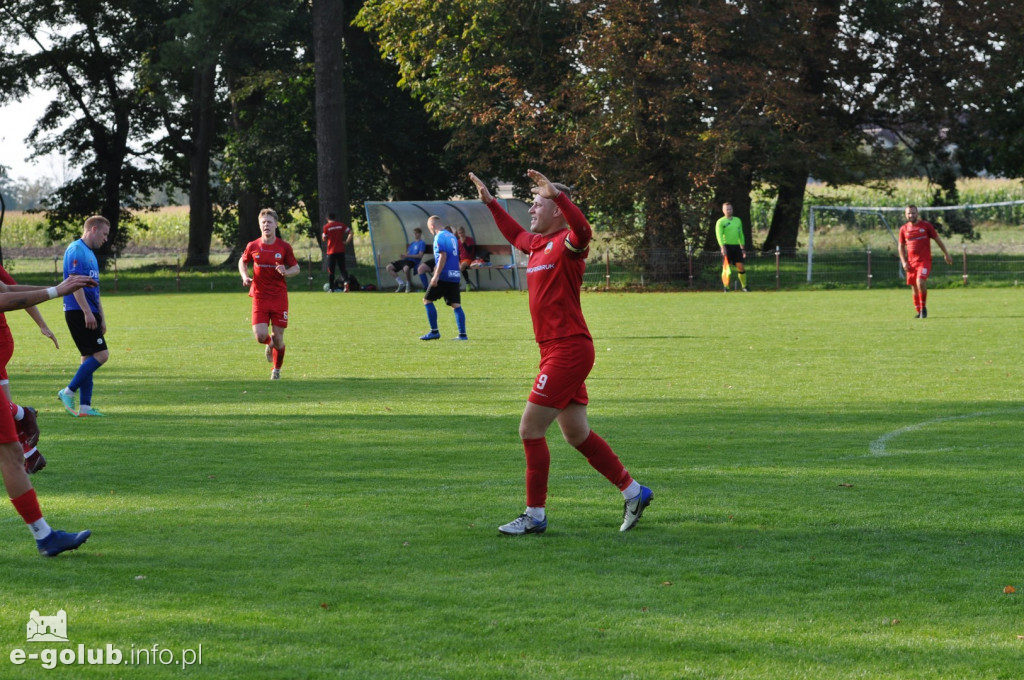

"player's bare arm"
[0, 275, 95, 313]
[279, 264, 301, 277]
[238, 256, 253, 287]
[72, 288, 96, 329]
[468, 173, 495, 204]
[430, 252, 447, 288]
[26, 307, 59, 348]
[935, 235, 954, 265]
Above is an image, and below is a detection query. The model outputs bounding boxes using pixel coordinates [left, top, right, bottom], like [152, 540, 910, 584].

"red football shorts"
[905, 260, 931, 286]
[251, 306, 289, 328]
[528, 335, 594, 409]
[0, 326, 13, 382]
[0, 383, 17, 444]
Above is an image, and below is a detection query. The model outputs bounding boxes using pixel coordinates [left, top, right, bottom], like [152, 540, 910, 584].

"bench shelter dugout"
[364, 199, 532, 291]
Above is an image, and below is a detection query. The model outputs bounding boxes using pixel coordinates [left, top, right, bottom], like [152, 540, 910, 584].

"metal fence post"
[962, 245, 968, 286]
[866, 248, 872, 289]
[687, 248, 693, 289]
[775, 246, 780, 291]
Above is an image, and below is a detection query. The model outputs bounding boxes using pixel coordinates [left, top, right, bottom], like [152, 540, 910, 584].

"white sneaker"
[395, 281, 405, 292]
[620, 486, 653, 532]
[270, 369, 281, 380]
[498, 513, 547, 535]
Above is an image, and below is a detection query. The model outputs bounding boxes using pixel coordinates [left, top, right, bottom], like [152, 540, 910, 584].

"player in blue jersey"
[57, 215, 110, 417]
[420, 216, 468, 341]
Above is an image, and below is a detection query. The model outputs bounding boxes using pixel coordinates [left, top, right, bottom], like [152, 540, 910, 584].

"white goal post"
[806, 200, 1024, 282]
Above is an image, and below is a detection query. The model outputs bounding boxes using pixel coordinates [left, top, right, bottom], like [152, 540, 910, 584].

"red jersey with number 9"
[487, 193, 592, 343]
[242, 238, 298, 308]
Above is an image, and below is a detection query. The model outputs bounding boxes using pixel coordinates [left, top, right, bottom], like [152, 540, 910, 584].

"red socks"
[273, 346, 286, 369]
[575, 431, 632, 491]
[523, 438, 550, 508]
[521, 431, 632, 507]
[11, 488, 43, 524]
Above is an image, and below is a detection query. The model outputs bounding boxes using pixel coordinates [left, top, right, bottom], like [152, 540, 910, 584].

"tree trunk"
[313, 0, 350, 271]
[762, 167, 809, 251]
[185, 63, 217, 267]
[642, 184, 685, 282]
[704, 166, 754, 251]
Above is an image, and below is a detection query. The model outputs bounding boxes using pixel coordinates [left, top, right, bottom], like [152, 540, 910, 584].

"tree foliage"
[357, 0, 1024, 272]
[0, 0, 168, 263]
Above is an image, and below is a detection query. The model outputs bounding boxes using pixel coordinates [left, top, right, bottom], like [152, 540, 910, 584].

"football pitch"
[2, 286, 1022, 679]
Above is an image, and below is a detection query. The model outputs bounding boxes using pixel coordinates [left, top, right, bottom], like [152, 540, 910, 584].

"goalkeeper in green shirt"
[715, 202, 748, 292]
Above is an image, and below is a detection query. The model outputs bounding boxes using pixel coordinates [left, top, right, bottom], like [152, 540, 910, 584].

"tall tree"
[0, 0, 166, 263]
[312, 0, 350, 271]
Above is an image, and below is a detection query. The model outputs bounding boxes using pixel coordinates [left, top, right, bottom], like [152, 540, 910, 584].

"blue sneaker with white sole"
[620, 485, 653, 532]
[37, 529, 91, 557]
[419, 330, 441, 341]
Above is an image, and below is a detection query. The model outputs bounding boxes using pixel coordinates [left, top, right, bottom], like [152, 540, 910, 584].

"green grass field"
[1, 286, 1022, 678]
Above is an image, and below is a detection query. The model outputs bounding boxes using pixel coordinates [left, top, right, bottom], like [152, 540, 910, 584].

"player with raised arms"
[469, 169, 653, 534]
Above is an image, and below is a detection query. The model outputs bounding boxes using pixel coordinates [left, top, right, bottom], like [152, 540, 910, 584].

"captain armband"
[564, 236, 586, 254]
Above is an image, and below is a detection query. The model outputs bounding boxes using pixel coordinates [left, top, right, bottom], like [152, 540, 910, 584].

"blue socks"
[425, 302, 438, 331]
[419, 273, 429, 289]
[68, 356, 102, 393]
[454, 307, 466, 335]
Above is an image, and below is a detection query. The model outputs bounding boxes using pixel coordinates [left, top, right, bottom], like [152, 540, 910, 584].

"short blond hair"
[84, 215, 110, 232]
[259, 208, 279, 222]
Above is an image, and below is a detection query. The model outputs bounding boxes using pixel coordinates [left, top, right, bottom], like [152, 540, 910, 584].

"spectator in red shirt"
[455, 226, 476, 290]
[470, 169, 653, 536]
[238, 209, 300, 379]
[321, 213, 353, 292]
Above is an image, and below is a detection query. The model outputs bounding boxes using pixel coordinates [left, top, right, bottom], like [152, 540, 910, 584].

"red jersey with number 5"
[487, 193, 592, 343]
[242, 238, 297, 307]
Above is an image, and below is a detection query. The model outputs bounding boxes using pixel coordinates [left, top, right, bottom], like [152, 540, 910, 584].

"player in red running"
[238, 209, 300, 379]
[470, 169, 652, 535]
[0, 274, 96, 556]
[898, 205, 952, 318]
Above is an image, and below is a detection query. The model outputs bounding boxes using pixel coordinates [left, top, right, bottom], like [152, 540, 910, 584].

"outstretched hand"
[527, 169, 560, 200]
[39, 326, 59, 349]
[468, 173, 494, 204]
[55, 275, 97, 297]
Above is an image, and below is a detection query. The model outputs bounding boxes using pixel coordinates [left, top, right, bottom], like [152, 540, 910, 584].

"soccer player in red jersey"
[898, 205, 952, 318]
[238, 209, 300, 379]
[321, 212, 353, 292]
[470, 169, 653, 535]
[0, 274, 96, 556]
[0, 264, 59, 472]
